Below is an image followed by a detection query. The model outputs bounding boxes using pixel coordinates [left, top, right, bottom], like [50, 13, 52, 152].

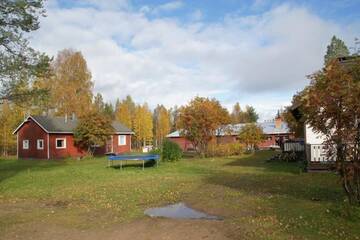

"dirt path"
[1, 218, 234, 240]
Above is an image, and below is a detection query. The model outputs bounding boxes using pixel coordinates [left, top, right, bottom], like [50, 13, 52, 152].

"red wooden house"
[13, 115, 134, 159]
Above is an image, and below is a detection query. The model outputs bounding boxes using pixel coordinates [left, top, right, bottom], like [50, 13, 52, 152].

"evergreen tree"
[244, 105, 259, 123]
[103, 103, 114, 119]
[324, 35, 350, 65]
[0, 0, 50, 102]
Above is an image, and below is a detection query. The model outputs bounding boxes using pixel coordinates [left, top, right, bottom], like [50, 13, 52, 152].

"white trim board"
[55, 138, 67, 149]
[13, 116, 48, 134]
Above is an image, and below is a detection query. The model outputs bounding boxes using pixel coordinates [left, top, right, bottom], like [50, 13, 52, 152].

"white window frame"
[55, 138, 66, 149]
[37, 139, 44, 150]
[23, 140, 29, 150]
[118, 135, 126, 146]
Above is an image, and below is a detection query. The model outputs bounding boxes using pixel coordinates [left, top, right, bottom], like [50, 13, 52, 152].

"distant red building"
[13, 115, 134, 159]
[167, 116, 294, 151]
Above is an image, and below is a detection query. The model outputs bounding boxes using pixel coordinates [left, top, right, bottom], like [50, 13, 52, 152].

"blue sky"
[56, 0, 360, 23]
[29, 0, 360, 120]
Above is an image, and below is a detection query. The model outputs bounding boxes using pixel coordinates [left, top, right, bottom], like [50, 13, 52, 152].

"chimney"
[65, 114, 68, 123]
[274, 111, 282, 129]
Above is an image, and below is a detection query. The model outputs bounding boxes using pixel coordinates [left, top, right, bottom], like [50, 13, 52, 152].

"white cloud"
[157, 1, 183, 12]
[30, 2, 359, 120]
[140, 1, 184, 15]
[79, 0, 130, 10]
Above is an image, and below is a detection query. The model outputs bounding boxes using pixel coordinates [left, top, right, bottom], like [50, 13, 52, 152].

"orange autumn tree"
[300, 57, 360, 205]
[178, 97, 230, 156]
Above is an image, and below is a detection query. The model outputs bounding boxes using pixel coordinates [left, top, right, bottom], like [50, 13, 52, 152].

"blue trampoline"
[108, 154, 160, 170]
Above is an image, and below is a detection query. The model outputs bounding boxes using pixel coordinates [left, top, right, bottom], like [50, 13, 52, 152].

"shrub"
[161, 140, 182, 162]
[149, 148, 161, 155]
[206, 143, 244, 157]
[268, 151, 305, 162]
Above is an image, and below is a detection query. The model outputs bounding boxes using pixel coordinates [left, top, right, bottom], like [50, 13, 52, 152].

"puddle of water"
[144, 202, 222, 220]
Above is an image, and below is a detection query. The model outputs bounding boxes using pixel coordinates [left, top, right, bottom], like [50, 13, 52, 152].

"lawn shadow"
[110, 160, 157, 170]
[209, 152, 343, 203]
[225, 151, 303, 174]
[206, 171, 342, 203]
[0, 158, 67, 183]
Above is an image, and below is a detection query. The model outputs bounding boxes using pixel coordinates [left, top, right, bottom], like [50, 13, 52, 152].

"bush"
[149, 148, 161, 155]
[206, 143, 244, 157]
[267, 151, 305, 162]
[161, 140, 182, 162]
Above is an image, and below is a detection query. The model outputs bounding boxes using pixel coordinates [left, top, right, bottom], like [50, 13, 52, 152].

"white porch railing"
[284, 142, 304, 152]
[306, 144, 336, 163]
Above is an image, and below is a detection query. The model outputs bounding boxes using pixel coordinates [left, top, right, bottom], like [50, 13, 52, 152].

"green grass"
[0, 151, 359, 239]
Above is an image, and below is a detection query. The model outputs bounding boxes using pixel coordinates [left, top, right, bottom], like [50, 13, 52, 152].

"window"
[23, 140, 29, 149]
[37, 139, 44, 150]
[118, 135, 126, 146]
[56, 138, 66, 149]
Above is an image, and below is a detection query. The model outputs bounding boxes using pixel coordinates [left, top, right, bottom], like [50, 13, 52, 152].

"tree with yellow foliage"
[133, 103, 153, 148]
[114, 95, 136, 129]
[115, 101, 132, 129]
[35, 49, 93, 117]
[153, 105, 170, 147]
[0, 101, 26, 156]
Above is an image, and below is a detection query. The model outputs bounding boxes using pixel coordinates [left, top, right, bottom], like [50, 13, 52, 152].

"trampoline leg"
[120, 160, 122, 170]
[143, 160, 144, 170]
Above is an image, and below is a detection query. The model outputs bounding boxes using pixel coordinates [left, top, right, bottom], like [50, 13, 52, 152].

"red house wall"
[216, 136, 237, 144]
[44, 134, 132, 158]
[48, 134, 87, 159]
[257, 134, 294, 149]
[17, 119, 48, 159]
[168, 137, 194, 151]
[112, 134, 131, 154]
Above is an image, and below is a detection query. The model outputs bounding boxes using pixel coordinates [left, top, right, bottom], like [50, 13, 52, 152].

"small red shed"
[13, 115, 134, 159]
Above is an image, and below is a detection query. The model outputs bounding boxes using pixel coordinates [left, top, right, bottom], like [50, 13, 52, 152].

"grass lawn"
[0, 151, 359, 239]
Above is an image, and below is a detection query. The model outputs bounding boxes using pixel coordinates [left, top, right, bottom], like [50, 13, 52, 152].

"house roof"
[166, 130, 181, 137]
[13, 115, 134, 134]
[166, 121, 291, 138]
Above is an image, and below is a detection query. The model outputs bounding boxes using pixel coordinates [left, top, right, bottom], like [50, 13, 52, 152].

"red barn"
[13, 115, 134, 159]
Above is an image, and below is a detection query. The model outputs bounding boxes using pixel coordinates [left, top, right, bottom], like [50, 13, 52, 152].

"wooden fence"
[283, 142, 304, 152]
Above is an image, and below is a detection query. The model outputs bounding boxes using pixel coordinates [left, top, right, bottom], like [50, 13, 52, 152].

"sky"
[29, 0, 360, 120]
